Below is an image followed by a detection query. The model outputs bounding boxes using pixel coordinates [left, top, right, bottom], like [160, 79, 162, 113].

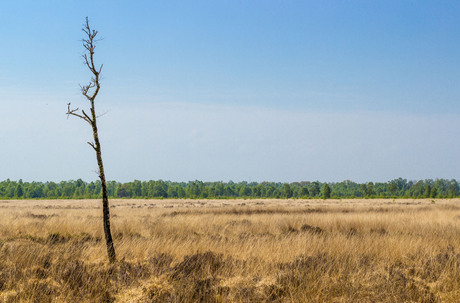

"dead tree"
[67, 17, 116, 263]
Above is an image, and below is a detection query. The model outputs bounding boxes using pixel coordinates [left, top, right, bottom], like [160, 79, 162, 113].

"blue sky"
[1, 1, 459, 182]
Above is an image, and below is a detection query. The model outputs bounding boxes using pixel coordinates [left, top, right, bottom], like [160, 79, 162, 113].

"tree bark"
[90, 106, 116, 263]
[67, 17, 116, 263]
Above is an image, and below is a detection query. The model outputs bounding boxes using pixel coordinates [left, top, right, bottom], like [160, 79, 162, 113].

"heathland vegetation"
[1, 178, 459, 200]
[1, 198, 459, 302]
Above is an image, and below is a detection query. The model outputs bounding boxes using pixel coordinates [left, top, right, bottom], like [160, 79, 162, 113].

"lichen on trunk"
[66, 17, 116, 263]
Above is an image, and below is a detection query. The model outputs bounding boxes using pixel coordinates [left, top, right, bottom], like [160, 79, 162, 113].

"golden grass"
[0, 198, 460, 302]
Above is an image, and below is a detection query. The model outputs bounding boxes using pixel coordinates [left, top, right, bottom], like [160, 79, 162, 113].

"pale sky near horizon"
[1, 1, 459, 183]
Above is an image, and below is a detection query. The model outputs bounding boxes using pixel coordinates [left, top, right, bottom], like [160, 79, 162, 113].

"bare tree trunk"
[91, 111, 116, 263]
[67, 17, 116, 263]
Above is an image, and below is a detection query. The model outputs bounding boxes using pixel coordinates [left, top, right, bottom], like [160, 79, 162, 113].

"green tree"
[299, 186, 309, 197]
[364, 182, 375, 197]
[252, 184, 262, 197]
[449, 180, 459, 198]
[14, 183, 24, 198]
[283, 183, 293, 198]
[322, 184, 331, 199]
[132, 180, 142, 197]
[310, 182, 320, 197]
[186, 181, 202, 198]
[167, 185, 179, 198]
[388, 182, 398, 196]
[6, 182, 15, 198]
[430, 186, 438, 198]
[239, 185, 252, 197]
[117, 183, 130, 198]
[424, 184, 431, 198]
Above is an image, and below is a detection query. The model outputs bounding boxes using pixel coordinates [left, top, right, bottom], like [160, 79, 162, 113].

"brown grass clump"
[0, 198, 460, 302]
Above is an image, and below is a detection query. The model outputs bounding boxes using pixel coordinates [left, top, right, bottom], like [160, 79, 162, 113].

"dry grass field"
[0, 198, 460, 302]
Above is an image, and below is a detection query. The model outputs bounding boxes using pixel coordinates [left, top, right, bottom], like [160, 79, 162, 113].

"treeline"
[0, 178, 459, 199]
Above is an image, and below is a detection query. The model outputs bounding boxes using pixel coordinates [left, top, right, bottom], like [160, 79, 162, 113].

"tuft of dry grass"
[0, 198, 460, 302]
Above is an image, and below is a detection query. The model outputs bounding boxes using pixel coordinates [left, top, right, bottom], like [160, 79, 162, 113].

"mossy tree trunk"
[67, 17, 116, 263]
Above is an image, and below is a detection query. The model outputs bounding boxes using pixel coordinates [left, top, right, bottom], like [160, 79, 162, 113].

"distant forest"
[0, 178, 459, 199]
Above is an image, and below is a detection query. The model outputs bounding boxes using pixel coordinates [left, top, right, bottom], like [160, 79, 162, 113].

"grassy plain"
[0, 198, 460, 302]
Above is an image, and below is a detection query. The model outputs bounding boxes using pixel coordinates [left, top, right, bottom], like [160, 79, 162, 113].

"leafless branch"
[87, 141, 96, 151]
[80, 82, 95, 100]
[81, 110, 92, 123]
[67, 17, 105, 125]
[97, 110, 109, 119]
[66, 103, 92, 125]
[66, 17, 116, 263]
[79, 17, 102, 102]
